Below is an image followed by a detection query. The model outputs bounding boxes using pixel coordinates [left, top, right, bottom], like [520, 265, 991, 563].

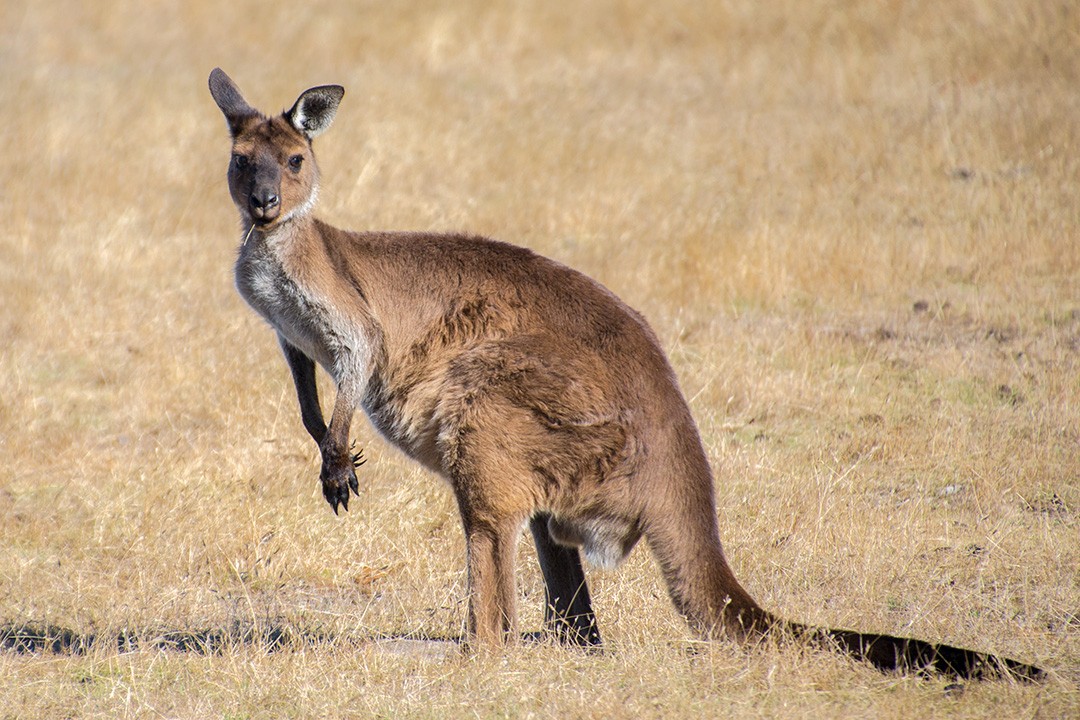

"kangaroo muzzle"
[249, 188, 280, 222]
[248, 162, 282, 224]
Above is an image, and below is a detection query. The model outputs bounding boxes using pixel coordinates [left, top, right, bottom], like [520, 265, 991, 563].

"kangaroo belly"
[361, 372, 447, 474]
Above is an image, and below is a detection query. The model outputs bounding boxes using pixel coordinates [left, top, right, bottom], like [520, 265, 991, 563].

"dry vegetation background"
[1, 0, 1078, 717]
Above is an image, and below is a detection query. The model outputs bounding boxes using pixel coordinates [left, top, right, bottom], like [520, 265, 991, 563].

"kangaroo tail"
[781, 620, 1045, 681]
[642, 455, 1044, 681]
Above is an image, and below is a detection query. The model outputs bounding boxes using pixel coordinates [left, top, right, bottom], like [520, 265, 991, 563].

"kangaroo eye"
[232, 154, 249, 170]
[288, 155, 304, 172]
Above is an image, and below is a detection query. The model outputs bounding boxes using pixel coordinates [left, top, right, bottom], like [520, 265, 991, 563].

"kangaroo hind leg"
[458, 510, 522, 647]
[440, 394, 538, 648]
[530, 513, 601, 646]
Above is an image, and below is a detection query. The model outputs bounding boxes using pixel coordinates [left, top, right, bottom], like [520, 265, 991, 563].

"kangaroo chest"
[235, 238, 339, 372]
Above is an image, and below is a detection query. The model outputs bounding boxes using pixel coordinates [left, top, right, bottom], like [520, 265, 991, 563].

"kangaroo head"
[209, 68, 344, 229]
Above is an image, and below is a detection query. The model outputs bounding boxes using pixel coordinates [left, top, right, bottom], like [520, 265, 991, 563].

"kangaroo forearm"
[321, 384, 358, 461]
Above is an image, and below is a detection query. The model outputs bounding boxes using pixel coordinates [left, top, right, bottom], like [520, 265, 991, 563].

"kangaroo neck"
[240, 212, 316, 254]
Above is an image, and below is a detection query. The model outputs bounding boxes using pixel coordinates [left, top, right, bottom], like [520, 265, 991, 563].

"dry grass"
[1, 0, 1077, 717]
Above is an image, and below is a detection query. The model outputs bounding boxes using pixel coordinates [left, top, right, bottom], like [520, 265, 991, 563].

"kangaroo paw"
[320, 455, 360, 515]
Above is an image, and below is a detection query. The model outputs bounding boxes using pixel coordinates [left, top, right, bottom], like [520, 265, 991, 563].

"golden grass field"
[1, 0, 1078, 716]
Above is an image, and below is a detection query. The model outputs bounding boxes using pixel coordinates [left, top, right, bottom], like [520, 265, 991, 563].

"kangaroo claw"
[349, 440, 366, 468]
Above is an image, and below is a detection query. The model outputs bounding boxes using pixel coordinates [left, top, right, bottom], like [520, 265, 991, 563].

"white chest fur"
[234, 231, 372, 392]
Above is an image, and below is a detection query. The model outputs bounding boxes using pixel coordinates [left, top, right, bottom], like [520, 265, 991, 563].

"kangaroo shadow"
[0, 621, 461, 657]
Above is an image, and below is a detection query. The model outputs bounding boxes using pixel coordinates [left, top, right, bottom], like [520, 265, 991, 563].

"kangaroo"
[209, 68, 1043, 679]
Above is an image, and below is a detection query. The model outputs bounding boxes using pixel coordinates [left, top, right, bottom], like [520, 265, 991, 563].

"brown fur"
[209, 69, 1043, 678]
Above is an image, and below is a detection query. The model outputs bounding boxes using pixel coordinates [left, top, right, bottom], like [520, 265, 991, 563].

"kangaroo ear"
[286, 84, 345, 139]
[209, 68, 257, 135]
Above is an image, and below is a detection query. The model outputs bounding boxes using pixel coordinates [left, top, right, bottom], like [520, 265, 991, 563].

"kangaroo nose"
[250, 191, 279, 210]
